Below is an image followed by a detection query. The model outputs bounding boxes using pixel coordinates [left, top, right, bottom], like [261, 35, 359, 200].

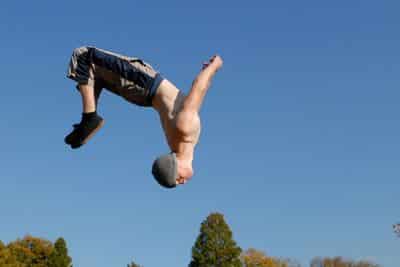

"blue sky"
[0, 0, 399, 266]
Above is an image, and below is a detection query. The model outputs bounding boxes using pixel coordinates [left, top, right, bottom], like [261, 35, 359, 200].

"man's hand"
[202, 55, 223, 71]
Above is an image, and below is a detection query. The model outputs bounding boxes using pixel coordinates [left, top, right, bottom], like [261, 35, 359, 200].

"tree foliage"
[0, 235, 72, 267]
[127, 261, 142, 267]
[393, 223, 400, 237]
[310, 256, 381, 267]
[189, 212, 242, 267]
[48, 238, 72, 267]
[241, 248, 288, 267]
[7, 236, 53, 267]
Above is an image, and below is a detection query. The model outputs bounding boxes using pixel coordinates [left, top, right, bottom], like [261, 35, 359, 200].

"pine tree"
[189, 212, 242, 267]
[48, 238, 72, 267]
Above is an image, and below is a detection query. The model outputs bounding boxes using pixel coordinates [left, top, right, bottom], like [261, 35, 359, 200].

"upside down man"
[65, 46, 223, 188]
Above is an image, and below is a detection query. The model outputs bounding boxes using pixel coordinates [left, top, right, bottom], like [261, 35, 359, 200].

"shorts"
[67, 46, 164, 107]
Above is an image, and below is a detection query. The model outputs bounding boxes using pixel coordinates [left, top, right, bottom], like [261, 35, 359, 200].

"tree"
[48, 238, 72, 267]
[241, 248, 291, 267]
[189, 212, 242, 267]
[0, 241, 22, 267]
[393, 223, 400, 237]
[0, 235, 73, 267]
[127, 261, 142, 267]
[310, 257, 323, 267]
[310, 256, 381, 267]
[8, 235, 53, 267]
[282, 258, 302, 267]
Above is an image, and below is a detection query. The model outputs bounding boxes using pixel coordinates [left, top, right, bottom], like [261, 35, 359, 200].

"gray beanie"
[152, 152, 178, 188]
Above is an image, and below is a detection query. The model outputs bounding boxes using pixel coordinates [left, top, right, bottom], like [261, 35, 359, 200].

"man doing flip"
[65, 46, 223, 188]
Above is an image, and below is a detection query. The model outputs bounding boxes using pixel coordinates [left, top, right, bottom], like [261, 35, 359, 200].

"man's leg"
[65, 81, 104, 149]
[65, 45, 162, 148]
[79, 84, 96, 113]
[65, 46, 105, 149]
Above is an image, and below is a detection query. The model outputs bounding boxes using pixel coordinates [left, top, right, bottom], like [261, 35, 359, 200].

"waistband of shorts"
[148, 73, 164, 99]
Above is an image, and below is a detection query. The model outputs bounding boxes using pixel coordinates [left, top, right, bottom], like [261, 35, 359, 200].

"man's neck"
[175, 142, 194, 163]
[176, 145, 194, 178]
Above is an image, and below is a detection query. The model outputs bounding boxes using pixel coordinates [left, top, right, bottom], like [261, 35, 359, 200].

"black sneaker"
[65, 114, 104, 149]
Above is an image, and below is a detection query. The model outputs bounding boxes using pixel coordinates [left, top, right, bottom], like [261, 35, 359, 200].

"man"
[65, 46, 223, 188]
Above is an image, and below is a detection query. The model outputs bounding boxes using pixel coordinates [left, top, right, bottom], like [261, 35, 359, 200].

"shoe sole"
[81, 119, 105, 145]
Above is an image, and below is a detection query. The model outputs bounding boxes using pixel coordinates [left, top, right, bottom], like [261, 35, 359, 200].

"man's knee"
[71, 46, 94, 62]
[67, 46, 95, 86]
[73, 46, 89, 55]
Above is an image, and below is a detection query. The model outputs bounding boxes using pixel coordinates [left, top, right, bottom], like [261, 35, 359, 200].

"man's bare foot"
[202, 55, 223, 71]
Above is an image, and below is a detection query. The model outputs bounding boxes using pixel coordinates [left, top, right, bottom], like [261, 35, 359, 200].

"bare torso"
[150, 55, 222, 184]
[152, 79, 201, 156]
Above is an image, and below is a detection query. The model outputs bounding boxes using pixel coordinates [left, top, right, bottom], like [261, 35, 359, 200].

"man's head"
[151, 152, 193, 188]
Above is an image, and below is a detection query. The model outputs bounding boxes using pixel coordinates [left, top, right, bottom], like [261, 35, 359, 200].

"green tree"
[48, 238, 72, 267]
[189, 212, 242, 267]
[127, 260, 142, 267]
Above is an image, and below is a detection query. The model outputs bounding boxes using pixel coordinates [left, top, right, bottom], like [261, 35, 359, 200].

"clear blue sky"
[0, 0, 399, 266]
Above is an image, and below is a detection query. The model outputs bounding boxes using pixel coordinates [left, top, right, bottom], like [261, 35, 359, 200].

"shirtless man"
[65, 46, 223, 188]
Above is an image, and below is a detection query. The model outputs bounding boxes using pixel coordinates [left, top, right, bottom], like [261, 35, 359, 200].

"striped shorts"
[67, 46, 164, 107]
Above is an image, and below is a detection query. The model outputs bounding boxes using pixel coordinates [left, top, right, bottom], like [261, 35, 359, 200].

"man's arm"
[182, 55, 223, 112]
